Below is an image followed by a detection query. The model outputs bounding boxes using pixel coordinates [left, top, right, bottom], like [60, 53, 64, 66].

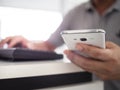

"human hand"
[0, 35, 56, 51]
[0, 36, 30, 48]
[64, 41, 120, 80]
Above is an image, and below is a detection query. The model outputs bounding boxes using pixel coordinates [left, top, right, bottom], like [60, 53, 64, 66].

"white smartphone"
[61, 29, 106, 51]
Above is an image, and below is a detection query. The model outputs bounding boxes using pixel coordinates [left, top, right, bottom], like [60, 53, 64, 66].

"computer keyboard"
[0, 48, 63, 61]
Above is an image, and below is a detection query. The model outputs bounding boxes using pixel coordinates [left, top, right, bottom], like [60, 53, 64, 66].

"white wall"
[0, 0, 88, 14]
[0, 0, 88, 40]
[0, 0, 61, 11]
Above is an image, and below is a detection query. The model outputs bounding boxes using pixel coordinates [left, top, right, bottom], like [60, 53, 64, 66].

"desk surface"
[0, 59, 103, 90]
[0, 59, 84, 79]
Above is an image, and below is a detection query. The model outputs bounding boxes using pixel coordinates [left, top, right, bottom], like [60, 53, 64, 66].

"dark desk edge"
[0, 72, 92, 90]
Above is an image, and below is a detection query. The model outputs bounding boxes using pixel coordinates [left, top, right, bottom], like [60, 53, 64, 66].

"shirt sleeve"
[47, 8, 76, 48]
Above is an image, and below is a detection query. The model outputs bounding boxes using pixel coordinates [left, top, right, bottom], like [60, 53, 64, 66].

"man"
[0, 0, 120, 90]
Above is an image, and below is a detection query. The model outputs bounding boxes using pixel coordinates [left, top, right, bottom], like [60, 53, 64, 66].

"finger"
[8, 38, 23, 48]
[64, 49, 118, 80]
[0, 37, 12, 47]
[106, 41, 119, 49]
[75, 43, 111, 61]
[64, 50, 105, 73]
[8, 40, 18, 48]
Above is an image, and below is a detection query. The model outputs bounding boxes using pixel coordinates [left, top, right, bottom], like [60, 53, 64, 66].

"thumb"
[106, 41, 119, 49]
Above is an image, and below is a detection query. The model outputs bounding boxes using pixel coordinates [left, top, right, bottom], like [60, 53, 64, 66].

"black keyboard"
[0, 48, 63, 61]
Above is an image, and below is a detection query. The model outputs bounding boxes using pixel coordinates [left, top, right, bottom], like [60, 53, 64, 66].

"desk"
[0, 60, 103, 90]
[43, 81, 103, 90]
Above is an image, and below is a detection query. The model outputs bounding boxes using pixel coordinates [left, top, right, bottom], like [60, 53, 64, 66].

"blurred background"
[0, 0, 88, 41]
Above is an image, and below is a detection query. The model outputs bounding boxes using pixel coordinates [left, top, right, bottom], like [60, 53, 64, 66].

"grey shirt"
[48, 0, 120, 90]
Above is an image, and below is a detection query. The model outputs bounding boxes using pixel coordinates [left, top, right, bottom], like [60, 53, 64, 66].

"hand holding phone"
[61, 29, 106, 51]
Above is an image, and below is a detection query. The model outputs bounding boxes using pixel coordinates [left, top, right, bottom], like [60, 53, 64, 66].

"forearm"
[28, 41, 56, 51]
